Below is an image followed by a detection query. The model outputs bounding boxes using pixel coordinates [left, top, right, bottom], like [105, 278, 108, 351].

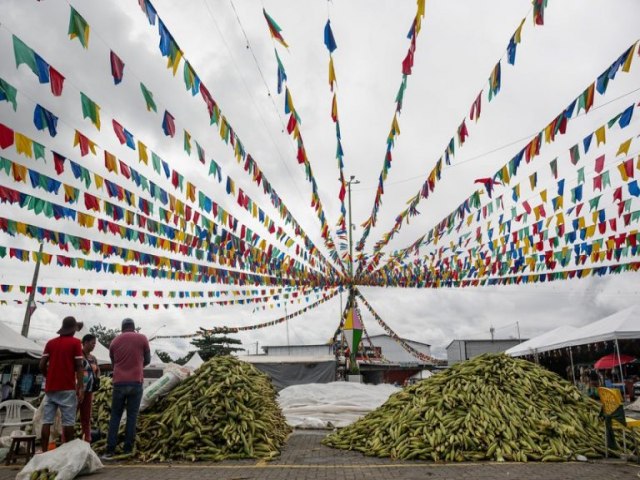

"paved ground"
[1, 430, 639, 480]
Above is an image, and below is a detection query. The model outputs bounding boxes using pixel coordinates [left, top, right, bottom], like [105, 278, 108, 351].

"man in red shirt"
[39, 316, 84, 451]
[104, 318, 150, 458]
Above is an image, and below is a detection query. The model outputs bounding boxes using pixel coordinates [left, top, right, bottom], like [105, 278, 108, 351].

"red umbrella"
[594, 353, 636, 370]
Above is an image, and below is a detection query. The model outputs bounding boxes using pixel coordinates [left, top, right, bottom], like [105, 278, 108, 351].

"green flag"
[184, 130, 191, 155]
[140, 83, 157, 112]
[13, 35, 37, 75]
[151, 152, 161, 174]
[0, 78, 18, 111]
[80, 92, 101, 130]
[33, 142, 45, 161]
[68, 6, 90, 48]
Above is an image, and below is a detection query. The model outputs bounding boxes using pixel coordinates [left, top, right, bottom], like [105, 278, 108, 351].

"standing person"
[104, 318, 150, 458]
[39, 316, 84, 452]
[78, 334, 100, 443]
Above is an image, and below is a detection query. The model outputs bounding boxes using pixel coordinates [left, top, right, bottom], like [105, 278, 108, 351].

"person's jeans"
[106, 383, 143, 453]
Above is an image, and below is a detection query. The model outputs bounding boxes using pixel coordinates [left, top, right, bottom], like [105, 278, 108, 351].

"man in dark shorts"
[104, 318, 150, 458]
[39, 316, 84, 451]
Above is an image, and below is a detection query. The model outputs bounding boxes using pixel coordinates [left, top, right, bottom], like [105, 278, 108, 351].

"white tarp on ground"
[0, 321, 44, 358]
[75, 326, 110, 365]
[539, 305, 640, 352]
[505, 325, 577, 357]
[277, 381, 400, 428]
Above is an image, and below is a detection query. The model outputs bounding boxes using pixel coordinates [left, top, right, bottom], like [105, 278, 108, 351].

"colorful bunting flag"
[140, 83, 157, 112]
[68, 6, 90, 48]
[110, 51, 125, 84]
[80, 92, 101, 130]
[0, 79, 18, 111]
[263, 9, 288, 48]
[33, 104, 58, 137]
[162, 110, 175, 137]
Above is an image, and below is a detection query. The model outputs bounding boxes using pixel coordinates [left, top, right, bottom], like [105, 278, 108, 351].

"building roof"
[262, 343, 330, 349]
[445, 338, 525, 350]
[368, 334, 431, 348]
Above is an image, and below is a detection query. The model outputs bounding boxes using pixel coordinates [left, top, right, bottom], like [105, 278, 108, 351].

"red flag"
[470, 92, 482, 121]
[110, 50, 125, 84]
[49, 66, 65, 96]
[594, 154, 605, 173]
[118, 160, 131, 179]
[0, 123, 14, 149]
[112, 120, 127, 144]
[53, 152, 66, 174]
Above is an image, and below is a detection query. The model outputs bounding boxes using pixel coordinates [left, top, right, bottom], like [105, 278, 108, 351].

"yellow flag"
[391, 114, 400, 135]
[617, 138, 632, 156]
[186, 182, 195, 202]
[622, 43, 636, 72]
[328, 57, 336, 89]
[138, 141, 149, 164]
[94, 174, 104, 189]
[540, 189, 547, 202]
[618, 162, 630, 181]
[167, 50, 183, 75]
[105, 151, 117, 173]
[594, 126, 606, 145]
[14, 133, 33, 158]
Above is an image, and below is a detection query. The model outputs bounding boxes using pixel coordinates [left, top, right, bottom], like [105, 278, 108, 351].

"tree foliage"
[156, 350, 195, 366]
[190, 331, 243, 361]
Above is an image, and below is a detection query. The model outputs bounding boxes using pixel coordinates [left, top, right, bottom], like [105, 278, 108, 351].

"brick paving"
[1, 430, 639, 479]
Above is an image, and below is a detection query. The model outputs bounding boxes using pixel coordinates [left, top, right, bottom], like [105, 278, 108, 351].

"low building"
[447, 339, 526, 365]
[257, 334, 436, 386]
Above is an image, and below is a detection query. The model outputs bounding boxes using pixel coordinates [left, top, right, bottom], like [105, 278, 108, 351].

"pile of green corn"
[88, 376, 113, 434]
[128, 356, 290, 462]
[323, 353, 623, 462]
[29, 469, 57, 480]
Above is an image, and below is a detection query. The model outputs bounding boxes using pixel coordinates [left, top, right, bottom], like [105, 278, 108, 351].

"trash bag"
[16, 439, 102, 480]
[139, 363, 190, 412]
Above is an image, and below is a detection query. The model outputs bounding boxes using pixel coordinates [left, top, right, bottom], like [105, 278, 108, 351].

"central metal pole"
[347, 180, 354, 279]
[22, 243, 43, 337]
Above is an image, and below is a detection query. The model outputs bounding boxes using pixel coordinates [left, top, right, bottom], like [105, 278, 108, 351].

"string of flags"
[262, 8, 346, 272]
[0, 1, 636, 337]
[0, 149, 321, 278]
[8, 31, 329, 274]
[0, 283, 315, 299]
[377, 101, 639, 276]
[0, 287, 327, 310]
[355, 1, 557, 273]
[354, 0, 426, 258]
[361, 40, 639, 278]
[322, 16, 349, 256]
[153, 288, 339, 338]
[132, 0, 338, 274]
[355, 288, 437, 363]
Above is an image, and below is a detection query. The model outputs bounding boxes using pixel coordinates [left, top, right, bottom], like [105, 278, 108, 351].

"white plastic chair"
[0, 400, 37, 435]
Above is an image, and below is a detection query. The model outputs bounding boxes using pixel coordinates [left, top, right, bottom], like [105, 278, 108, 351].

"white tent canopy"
[505, 326, 577, 357]
[0, 321, 44, 358]
[147, 351, 166, 368]
[541, 305, 640, 352]
[184, 352, 204, 370]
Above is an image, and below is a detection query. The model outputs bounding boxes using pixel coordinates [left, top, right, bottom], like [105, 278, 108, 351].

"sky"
[0, 0, 638, 359]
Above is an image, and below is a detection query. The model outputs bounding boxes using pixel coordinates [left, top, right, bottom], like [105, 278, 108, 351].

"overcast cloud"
[0, 0, 638, 358]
